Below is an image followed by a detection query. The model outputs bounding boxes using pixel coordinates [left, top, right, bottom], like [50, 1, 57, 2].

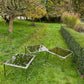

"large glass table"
[4, 53, 35, 81]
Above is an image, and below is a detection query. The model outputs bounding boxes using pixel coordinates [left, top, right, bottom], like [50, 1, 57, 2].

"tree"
[72, 0, 84, 17]
[0, 0, 28, 33]
[40, 0, 73, 22]
[25, 0, 46, 20]
[46, 0, 73, 17]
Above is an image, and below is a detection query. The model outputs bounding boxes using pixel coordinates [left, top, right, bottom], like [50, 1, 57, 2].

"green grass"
[0, 21, 84, 84]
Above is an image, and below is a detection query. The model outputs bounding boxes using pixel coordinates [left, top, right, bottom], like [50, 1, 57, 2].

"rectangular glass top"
[49, 47, 73, 59]
[26, 44, 48, 53]
[4, 53, 35, 69]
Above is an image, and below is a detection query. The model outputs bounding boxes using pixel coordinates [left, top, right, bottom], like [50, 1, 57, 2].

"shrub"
[74, 21, 84, 32]
[0, 16, 6, 25]
[61, 26, 84, 75]
[0, 16, 6, 22]
[61, 12, 79, 28]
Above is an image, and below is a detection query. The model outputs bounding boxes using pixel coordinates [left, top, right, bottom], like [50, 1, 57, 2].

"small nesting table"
[25, 44, 48, 54]
[25, 44, 49, 63]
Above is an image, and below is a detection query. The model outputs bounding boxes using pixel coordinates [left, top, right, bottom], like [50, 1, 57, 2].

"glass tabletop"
[49, 47, 73, 59]
[4, 53, 35, 69]
[26, 44, 48, 53]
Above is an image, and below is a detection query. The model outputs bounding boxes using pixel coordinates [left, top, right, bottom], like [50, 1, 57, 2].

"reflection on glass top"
[49, 47, 72, 57]
[26, 44, 48, 53]
[6, 53, 34, 67]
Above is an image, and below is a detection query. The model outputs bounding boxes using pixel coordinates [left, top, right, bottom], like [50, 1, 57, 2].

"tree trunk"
[9, 15, 14, 33]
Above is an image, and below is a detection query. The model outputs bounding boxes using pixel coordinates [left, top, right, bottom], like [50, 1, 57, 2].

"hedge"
[61, 26, 84, 75]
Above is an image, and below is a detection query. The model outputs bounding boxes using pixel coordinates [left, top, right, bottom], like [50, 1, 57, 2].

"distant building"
[17, 16, 31, 20]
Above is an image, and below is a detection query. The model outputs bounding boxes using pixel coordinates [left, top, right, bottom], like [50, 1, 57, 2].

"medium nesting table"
[25, 44, 49, 63]
[48, 47, 73, 71]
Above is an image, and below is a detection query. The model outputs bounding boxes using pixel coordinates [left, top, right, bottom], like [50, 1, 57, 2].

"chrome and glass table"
[25, 44, 48, 54]
[48, 47, 73, 59]
[48, 47, 73, 71]
[4, 53, 35, 81]
[25, 44, 49, 63]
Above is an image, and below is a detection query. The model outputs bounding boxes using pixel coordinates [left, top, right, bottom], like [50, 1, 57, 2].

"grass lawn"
[0, 21, 84, 84]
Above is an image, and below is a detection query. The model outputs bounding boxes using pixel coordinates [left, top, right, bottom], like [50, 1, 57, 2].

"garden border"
[61, 26, 84, 75]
